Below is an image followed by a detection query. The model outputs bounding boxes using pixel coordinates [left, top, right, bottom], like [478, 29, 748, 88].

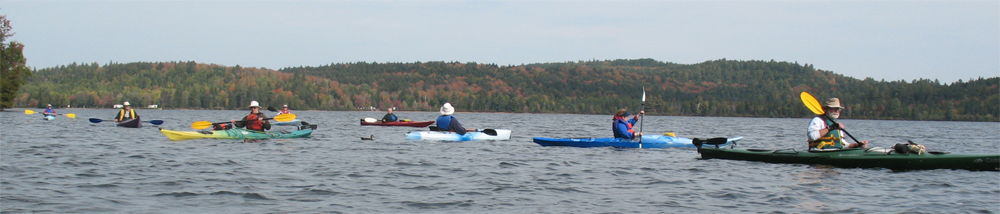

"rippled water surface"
[2, 109, 998, 213]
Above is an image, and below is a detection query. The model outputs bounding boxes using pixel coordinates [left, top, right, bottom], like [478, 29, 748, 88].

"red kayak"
[360, 120, 435, 127]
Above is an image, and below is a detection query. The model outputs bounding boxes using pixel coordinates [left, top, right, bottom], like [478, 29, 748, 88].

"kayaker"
[381, 108, 399, 122]
[277, 104, 291, 115]
[436, 103, 474, 135]
[807, 98, 868, 150]
[114, 101, 140, 122]
[612, 109, 644, 139]
[43, 104, 56, 117]
[232, 101, 271, 131]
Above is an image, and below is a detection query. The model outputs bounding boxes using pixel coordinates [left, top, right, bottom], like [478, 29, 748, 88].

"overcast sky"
[2, 1, 997, 83]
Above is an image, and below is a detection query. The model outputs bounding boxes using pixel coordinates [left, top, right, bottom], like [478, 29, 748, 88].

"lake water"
[2, 109, 998, 213]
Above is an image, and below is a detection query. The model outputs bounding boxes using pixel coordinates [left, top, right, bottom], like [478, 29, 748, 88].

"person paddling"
[436, 103, 474, 135]
[382, 108, 399, 122]
[277, 104, 291, 115]
[43, 104, 56, 117]
[807, 98, 868, 150]
[114, 101, 140, 122]
[612, 109, 644, 139]
[232, 101, 271, 132]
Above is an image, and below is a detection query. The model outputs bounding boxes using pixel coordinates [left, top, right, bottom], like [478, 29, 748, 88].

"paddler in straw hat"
[114, 101, 140, 122]
[435, 103, 474, 134]
[807, 98, 868, 150]
[232, 101, 271, 131]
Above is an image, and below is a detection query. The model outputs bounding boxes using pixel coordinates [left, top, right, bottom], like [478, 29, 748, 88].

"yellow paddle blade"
[191, 121, 214, 129]
[24, 109, 35, 114]
[800, 92, 825, 115]
[273, 113, 296, 122]
[65, 113, 76, 118]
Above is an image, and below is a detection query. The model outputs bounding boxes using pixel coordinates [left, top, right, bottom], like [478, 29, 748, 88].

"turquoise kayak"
[693, 139, 1000, 171]
[533, 135, 742, 148]
[43, 115, 56, 120]
[160, 127, 315, 141]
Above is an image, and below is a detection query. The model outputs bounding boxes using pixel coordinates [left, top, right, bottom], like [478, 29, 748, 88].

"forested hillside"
[14, 59, 999, 121]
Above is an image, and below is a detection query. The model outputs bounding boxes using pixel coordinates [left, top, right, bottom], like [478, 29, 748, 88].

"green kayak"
[693, 138, 1000, 171]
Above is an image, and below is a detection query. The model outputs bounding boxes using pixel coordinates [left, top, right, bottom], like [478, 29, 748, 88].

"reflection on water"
[1, 109, 997, 213]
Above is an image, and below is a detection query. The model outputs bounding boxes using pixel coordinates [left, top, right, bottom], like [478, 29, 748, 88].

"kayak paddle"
[191, 113, 296, 129]
[639, 87, 645, 148]
[799, 92, 861, 143]
[88, 118, 164, 125]
[24, 109, 75, 118]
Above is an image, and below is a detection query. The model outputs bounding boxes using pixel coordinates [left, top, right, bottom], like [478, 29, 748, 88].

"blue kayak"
[43, 115, 56, 120]
[532, 135, 743, 148]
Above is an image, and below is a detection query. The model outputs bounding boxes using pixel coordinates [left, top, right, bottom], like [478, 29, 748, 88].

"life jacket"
[279, 110, 290, 114]
[245, 113, 264, 131]
[44, 108, 56, 114]
[809, 116, 844, 149]
[213, 123, 231, 130]
[612, 116, 635, 138]
[436, 115, 455, 131]
[117, 109, 137, 120]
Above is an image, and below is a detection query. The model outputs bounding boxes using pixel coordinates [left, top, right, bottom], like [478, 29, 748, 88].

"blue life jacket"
[436, 115, 455, 131]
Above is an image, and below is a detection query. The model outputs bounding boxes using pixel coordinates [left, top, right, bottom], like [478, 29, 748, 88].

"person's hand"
[230, 119, 236, 124]
[257, 117, 264, 121]
[829, 122, 843, 130]
[639, 110, 645, 115]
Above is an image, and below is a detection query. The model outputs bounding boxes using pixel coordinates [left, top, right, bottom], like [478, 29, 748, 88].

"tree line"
[13, 59, 999, 121]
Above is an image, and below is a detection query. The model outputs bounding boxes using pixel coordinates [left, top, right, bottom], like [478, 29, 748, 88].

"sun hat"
[283, 104, 288, 108]
[824, 98, 842, 109]
[123, 101, 131, 106]
[615, 109, 630, 117]
[249, 101, 261, 108]
[440, 103, 455, 115]
[47, 104, 52, 107]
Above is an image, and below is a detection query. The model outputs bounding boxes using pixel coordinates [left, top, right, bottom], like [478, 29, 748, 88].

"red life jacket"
[245, 113, 264, 130]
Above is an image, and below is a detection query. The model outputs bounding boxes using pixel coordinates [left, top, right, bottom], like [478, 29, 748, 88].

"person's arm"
[451, 118, 468, 135]
[233, 116, 249, 128]
[134, 110, 140, 120]
[807, 117, 825, 141]
[114, 111, 123, 122]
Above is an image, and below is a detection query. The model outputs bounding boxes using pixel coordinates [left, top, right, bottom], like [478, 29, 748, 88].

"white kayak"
[406, 129, 512, 141]
[43, 115, 56, 120]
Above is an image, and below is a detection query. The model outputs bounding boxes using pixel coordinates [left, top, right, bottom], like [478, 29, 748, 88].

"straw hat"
[615, 109, 630, 117]
[123, 101, 131, 106]
[824, 98, 842, 109]
[440, 103, 455, 115]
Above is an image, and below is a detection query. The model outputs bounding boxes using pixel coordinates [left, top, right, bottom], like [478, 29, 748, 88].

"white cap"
[249, 101, 260, 108]
[283, 104, 288, 107]
[440, 103, 455, 115]
[47, 104, 52, 107]
[123, 101, 131, 106]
